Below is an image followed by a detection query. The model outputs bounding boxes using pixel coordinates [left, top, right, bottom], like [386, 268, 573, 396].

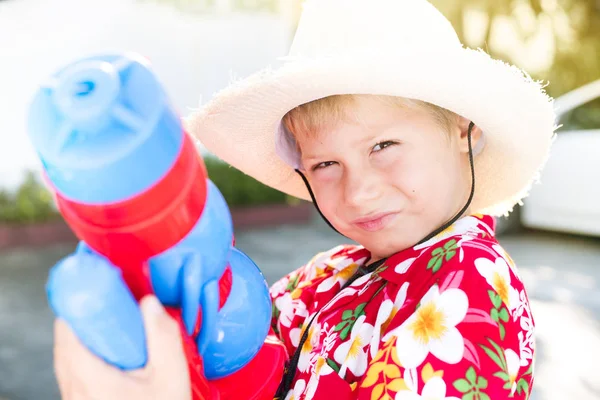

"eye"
[372, 140, 397, 152]
[312, 161, 336, 171]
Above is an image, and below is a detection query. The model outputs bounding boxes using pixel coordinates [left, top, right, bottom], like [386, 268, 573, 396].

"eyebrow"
[301, 131, 387, 162]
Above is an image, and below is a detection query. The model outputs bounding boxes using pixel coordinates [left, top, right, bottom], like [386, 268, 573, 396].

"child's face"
[297, 97, 480, 261]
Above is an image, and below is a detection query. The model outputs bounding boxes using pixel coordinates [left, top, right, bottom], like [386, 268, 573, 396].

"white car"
[518, 79, 600, 237]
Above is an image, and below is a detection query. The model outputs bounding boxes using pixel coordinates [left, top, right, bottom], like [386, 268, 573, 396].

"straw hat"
[186, 0, 556, 216]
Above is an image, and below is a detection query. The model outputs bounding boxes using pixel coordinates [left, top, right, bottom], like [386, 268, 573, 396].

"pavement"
[0, 214, 599, 400]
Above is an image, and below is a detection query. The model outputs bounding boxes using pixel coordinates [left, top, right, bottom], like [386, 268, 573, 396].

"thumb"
[139, 295, 188, 368]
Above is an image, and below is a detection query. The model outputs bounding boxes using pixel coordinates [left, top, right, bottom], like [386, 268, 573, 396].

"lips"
[352, 211, 398, 232]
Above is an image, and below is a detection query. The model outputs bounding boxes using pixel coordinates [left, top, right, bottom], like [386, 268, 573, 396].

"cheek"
[310, 179, 342, 216]
[385, 150, 455, 201]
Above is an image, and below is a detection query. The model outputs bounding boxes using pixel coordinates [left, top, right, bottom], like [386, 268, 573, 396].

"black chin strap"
[275, 122, 476, 398]
[295, 170, 343, 236]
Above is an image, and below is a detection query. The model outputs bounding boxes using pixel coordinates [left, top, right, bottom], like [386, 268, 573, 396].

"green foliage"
[430, 0, 600, 98]
[204, 156, 295, 208]
[557, 97, 600, 131]
[429, 0, 600, 130]
[0, 172, 59, 224]
[0, 159, 296, 224]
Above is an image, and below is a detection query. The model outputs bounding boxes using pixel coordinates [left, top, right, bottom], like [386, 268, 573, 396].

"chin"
[361, 239, 409, 261]
[364, 226, 426, 256]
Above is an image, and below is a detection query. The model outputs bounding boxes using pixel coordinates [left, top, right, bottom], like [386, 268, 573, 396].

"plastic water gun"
[27, 53, 287, 399]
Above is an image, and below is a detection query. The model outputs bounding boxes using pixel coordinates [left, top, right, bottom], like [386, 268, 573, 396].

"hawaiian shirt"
[270, 215, 535, 400]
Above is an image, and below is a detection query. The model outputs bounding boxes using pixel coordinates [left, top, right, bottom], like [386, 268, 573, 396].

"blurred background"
[0, 0, 599, 399]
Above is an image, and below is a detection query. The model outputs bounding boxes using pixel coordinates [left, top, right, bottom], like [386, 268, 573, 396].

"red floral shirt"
[270, 215, 535, 400]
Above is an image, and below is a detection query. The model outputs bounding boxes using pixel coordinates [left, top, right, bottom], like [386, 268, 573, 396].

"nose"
[342, 166, 382, 208]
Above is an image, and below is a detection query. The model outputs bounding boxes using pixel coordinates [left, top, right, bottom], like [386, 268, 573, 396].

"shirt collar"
[374, 214, 496, 283]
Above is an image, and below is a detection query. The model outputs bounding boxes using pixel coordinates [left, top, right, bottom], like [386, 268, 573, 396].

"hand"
[53, 295, 192, 400]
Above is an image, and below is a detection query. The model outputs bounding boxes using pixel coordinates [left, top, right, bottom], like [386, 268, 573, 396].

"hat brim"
[186, 46, 556, 216]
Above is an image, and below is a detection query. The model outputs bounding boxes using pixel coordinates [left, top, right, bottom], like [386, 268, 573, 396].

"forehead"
[298, 97, 437, 145]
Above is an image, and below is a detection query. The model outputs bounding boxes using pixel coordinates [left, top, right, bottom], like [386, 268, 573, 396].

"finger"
[54, 319, 75, 399]
[54, 317, 124, 389]
[139, 295, 188, 368]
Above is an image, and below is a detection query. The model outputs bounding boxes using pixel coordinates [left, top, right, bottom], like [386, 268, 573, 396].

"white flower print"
[305, 361, 335, 400]
[297, 321, 321, 373]
[492, 244, 521, 279]
[413, 216, 483, 251]
[302, 323, 338, 377]
[384, 285, 469, 369]
[316, 323, 338, 360]
[518, 329, 534, 367]
[370, 282, 410, 358]
[357, 273, 377, 297]
[505, 348, 521, 396]
[350, 272, 373, 289]
[289, 327, 301, 348]
[394, 257, 417, 274]
[474, 257, 520, 312]
[305, 246, 365, 281]
[270, 275, 291, 297]
[457, 235, 476, 263]
[284, 378, 306, 400]
[316, 257, 363, 293]
[513, 289, 527, 321]
[275, 292, 309, 329]
[333, 315, 374, 378]
[396, 376, 461, 400]
[515, 290, 535, 367]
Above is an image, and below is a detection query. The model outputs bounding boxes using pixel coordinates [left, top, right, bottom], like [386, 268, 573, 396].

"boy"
[54, 0, 554, 399]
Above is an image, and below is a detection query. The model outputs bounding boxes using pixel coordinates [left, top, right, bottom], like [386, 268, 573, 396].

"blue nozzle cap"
[47, 248, 147, 370]
[27, 53, 183, 204]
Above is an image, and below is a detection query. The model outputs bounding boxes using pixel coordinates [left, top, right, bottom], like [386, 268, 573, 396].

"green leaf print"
[453, 379, 471, 393]
[453, 367, 491, 400]
[477, 376, 488, 389]
[372, 264, 389, 279]
[479, 338, 507, 371]
[340, 324, 352, 340]
[493, 371, 510, 381]
[498, 308, 510, 322]
[488, 290, 502, 309]
[326, 358, 341, 373]
[286, 274, 300, 292]
[490, 308, 499, 322]
[479, 337, 527, 396]
[488, 290, 509, 340]
[499, 324, 506, 341]
[432, 247, 444, 256]
[334, 303, 367, 340]
[523, 362, 533, 376]
[445, 250, 457, 261]
[444, 239, 458, 261]
[428, 256, 444, 273]
[354, 303, 367, 317]
[444, 239, 458, 249]
[517, 378, 530, 395]
[427, 240, 458, 273]
[334, 320, 348, 331]
[487, 338, 508, 369]
[466, 367, 477, 384]
[272, 302, 280, 319]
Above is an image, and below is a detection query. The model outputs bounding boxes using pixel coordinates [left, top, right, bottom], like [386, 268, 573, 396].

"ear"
[456, 115, 483, 154]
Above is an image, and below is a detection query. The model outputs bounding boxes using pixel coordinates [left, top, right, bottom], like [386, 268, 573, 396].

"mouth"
[352, 211, 399, 232]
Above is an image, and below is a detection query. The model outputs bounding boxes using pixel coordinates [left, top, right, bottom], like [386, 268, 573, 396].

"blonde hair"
[282, 94, 458, 149]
